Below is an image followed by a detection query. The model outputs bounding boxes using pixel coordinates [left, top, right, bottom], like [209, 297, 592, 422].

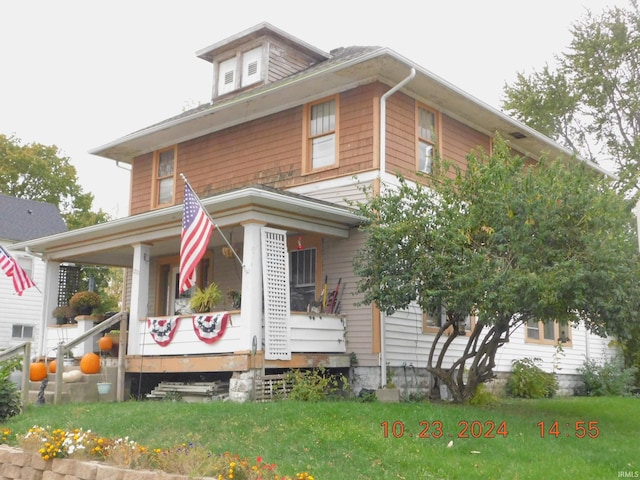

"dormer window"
[216, 46, 264, 97]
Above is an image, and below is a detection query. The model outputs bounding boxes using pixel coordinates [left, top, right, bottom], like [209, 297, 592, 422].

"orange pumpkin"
[79, 352, 101, 374]
[29, 362, 47, 381]
[48, 360, 57, 374]
[98, 335, 113, 352]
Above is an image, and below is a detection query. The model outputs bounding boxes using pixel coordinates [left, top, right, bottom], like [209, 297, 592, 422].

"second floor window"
[154, 147, 176, 207]
[417, 106, 438, 174]
[306, 97, 338, 171]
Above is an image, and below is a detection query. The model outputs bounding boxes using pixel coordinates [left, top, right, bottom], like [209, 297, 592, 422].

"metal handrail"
[53, 311, 126, 404]
[0, 341, 31, 408]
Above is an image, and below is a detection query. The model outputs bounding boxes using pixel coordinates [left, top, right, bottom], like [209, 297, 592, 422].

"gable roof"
[0, 194, 67, 242]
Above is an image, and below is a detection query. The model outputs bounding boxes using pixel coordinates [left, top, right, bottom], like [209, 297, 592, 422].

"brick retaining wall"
[0, 445, 214, 480]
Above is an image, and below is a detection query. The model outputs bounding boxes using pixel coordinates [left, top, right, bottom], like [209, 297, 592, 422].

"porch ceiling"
[10, 185, 363, 267]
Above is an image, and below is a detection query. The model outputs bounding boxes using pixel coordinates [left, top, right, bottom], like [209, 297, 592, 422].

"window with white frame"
[12, 324, 33, 340]
[307, 97, 337, 171]
[417, 105, 437, 174]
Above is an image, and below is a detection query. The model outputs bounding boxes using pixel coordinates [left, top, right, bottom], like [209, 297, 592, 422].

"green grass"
[2, 397, 638, 479]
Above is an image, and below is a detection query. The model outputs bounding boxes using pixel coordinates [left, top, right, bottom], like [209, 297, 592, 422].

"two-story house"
[12, 23, 616, 401]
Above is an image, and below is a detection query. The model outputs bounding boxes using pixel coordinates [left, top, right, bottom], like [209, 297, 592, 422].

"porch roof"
[10, 185, 363, 267]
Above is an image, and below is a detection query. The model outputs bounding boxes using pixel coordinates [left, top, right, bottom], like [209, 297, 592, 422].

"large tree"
[0, 133, 110, 228]
[354, 136, 640, 402]
[502, 1, 640, 195]
[0, 133, 116, 303]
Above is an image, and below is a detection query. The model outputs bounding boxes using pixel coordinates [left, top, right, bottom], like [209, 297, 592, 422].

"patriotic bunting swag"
[192, 312, 229, 344]
[148, 316, 181, 347]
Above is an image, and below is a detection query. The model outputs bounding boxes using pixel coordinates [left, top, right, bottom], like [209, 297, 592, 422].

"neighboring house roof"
[0, 194, 67, 242]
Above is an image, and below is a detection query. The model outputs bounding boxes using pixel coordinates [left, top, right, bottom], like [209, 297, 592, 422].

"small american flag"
[179, 183, 214, 294]
[0, 245, 35, 296]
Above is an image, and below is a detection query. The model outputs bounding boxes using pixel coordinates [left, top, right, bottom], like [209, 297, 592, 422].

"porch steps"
[146, 381, 229, 402]
[27, 365, 118, 405]
[254, 373, 293, 402]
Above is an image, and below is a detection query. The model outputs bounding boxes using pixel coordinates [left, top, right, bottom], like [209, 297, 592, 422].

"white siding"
[384, 305, 618, 375]
[0, 242, 45, 351]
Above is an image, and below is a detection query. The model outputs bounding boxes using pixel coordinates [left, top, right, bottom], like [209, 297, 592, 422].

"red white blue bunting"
[147, 316, 181, 347]
[192, 312, 229, 344]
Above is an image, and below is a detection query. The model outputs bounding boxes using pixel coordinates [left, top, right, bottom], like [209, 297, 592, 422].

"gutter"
[378, 67, 415, 389]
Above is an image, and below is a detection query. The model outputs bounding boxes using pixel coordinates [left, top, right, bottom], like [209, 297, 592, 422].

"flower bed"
[1, 427, 315, 480]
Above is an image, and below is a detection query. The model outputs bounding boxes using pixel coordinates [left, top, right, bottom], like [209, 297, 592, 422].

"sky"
[0, 0, 630, 218]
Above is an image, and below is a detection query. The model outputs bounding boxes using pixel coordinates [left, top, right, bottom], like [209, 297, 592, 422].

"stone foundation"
[0, 445, 213, 480]
[353, 366, 584, 400]
[228, 370, 256, 402]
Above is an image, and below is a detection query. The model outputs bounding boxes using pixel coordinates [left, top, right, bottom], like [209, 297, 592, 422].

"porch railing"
[0, 341, 31, 408]
[53, 311, 127, 404]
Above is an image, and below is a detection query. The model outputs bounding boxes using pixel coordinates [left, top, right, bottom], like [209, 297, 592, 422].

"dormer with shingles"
[196, 22, 330, 100]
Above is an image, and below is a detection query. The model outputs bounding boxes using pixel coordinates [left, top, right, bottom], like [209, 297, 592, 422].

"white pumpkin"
[62, 369, 83, 383]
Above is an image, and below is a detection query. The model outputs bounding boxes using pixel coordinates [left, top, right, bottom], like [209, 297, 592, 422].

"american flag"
[0, 245, 36, 296]
[179, 183, 214, 294]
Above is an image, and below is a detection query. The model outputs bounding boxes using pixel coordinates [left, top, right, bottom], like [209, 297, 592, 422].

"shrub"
[507, 358, 558, 399]
[468, 383, 500, 406]
[286, 366, 345, 401]
[0, 357, 22, 421]
[579, 357, 637, 396]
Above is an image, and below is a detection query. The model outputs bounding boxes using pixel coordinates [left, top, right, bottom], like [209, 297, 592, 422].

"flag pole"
[180, 174, 247, 272]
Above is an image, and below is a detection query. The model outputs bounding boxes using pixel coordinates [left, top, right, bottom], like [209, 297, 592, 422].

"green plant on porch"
[189, 283, 222, 313]
[52, 305, 74, 324]
[69, 291, 101, 315]
[227, 289, 241, 309]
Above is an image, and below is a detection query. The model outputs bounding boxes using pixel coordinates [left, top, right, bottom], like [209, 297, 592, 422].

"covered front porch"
[13, 185, 361, 401]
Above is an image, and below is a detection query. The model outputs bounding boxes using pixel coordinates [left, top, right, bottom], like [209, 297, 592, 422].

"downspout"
[379, 68, 415, 388]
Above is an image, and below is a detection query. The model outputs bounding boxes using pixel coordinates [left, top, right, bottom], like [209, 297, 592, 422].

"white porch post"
[240, 221, 265, 352]
[38, 260, 60, 358]
[128, 243, 151, 355]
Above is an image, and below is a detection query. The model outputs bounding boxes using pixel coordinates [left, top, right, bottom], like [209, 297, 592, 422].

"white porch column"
[39, 260, 60, 358]
[240, 221, 266, 352]
[128, 243, 151, 355]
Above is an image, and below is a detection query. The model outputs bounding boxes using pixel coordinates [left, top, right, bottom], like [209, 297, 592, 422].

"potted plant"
[227, 289, 241, 309]
[189, 283, 222, 313]
[69, 291, 101, 316]
[52, 305, 74, 325]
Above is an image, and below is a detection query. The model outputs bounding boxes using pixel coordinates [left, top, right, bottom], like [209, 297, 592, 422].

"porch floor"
[125, 352, 351, 373]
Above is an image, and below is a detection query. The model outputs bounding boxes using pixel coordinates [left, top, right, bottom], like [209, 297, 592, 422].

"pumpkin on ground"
[48, 360, 57, 374]
[79, 352, 101, 374]
[98, 335, 113, 352]
[29, 362, 47, 381]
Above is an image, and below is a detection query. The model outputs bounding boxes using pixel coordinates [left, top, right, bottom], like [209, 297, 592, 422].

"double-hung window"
[526, 320, 572, 345]
[154, 146, 176, 207]
[417, 105, 438, 174]
[305, 96, 338, 172]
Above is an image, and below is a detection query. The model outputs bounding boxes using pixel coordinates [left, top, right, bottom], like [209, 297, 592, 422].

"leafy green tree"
[0, 133, 110, 227]
[354, 136, 640, 402]
[502, 1, 640, 195]
[0, 133, 116, 302]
